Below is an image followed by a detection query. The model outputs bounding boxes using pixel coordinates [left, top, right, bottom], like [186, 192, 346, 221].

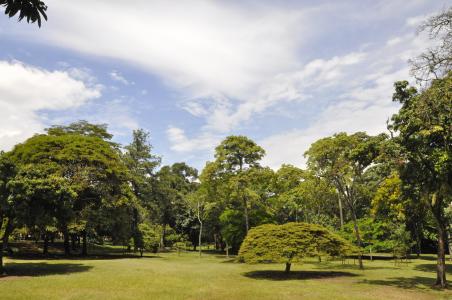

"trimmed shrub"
[238, 222, 356, 272]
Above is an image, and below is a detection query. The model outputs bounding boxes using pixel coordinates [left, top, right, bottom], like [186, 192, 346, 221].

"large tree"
[305, 132, 387, 269]
[9, 130, 134, 256]
[214, 136, 265, 233]
[389, 73, 451, 287]
[123, 129, 160, 251]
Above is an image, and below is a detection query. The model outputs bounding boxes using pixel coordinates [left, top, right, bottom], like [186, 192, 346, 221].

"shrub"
[238, 222, 356, 272]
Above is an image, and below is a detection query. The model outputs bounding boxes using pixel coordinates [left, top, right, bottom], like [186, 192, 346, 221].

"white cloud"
[110, 70, 131, 85]
[166, 126, 219, 153]
[259, 40, 418, 169]
[0, 60, 101, 150]
[4, 0, 444, 169]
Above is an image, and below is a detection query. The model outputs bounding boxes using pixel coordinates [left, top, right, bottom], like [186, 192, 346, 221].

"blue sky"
[0, 0, 449, 170]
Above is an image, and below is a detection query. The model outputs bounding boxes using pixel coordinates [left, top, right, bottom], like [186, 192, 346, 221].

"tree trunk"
[198, 221, 202, 258]
[351, 213, 364, 270]
[63, 229, 71, 256]
[0, 219, 13, 275]
[285, 262, 291, 273]
[338, 196, 344, 228]
[132, 208, 139, 252]
[198, 201, 203, 258]
[436, 223, 447, 287]
[243, 197, 249, 233]
[43, 233, 49, 256]
[447, 230, 452, 262]
[160, 224, 166, 248]
[81, 230, 88, 256]
[226, 242, 229, 258]
[71, 234, 77, 251]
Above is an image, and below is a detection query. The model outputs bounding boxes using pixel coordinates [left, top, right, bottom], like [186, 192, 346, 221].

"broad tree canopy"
[239, 222, 355, 271]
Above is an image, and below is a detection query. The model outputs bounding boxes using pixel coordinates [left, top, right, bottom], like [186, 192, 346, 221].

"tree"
[123, 129, 160, 251]
[305, 132, 387, 269]
[153, 163, 198, 248]
[9, 131, 134, 256]
[214, 136, 265, 233]
[0, 152, 17, 274]
[389, 74, 452, 287]
[239, 222, 355, 273]
[410, 8, 451, 82]
[1, 0, 47, 27]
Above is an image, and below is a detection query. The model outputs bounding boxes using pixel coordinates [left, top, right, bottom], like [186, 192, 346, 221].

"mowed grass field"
[1, 248, 452, 300]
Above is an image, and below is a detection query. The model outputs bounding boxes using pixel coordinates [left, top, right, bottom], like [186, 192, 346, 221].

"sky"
[0, 0, 449, 171]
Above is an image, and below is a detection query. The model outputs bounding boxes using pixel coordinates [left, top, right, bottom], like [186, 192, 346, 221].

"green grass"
[1, 249, 452, 300]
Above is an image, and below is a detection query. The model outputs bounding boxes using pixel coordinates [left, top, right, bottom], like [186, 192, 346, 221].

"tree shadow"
[313, 262, 388, 271]
[359, 276, 449, 291]
[243, 270, 358, 281]
[9, 252, 163, 261]
[414, 263, 452, 275]
[1, 262, 92, 278]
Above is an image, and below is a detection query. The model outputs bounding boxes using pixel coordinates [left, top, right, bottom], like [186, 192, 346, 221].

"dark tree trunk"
[1, 219, 13, 275]
[430, 192, 448, 288]
[63, 229, 71, 256]
[132, 208, 139, 252]
[436, 223, 447, 287]
[71, 234, 77, 251]
[81, 230, 88, 256]
[285, 262, 291, 273]
[43, 234, 49, 256]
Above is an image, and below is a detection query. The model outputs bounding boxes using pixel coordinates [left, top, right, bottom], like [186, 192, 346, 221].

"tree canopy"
[239, 222, 355, 272]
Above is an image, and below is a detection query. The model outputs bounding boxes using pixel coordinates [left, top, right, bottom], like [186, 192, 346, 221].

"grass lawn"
[1, 248, 452, 300]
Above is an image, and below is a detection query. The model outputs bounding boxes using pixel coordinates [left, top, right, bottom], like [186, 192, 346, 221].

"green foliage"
[137, 223, 161, 253]
[239, 222, 356, 267]
[340, 218, 393, 252]
[390, 223, 414, 258]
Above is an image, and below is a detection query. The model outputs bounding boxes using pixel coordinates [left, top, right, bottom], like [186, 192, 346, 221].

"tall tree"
[389, 74, 452, 287]
[214, 136, 265, 233]
[305, 132, 387, 269]
[123, 129, 160, 251]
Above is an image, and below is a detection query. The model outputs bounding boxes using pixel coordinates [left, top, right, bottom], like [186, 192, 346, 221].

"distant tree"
[239, 222, 355, 273]
[389, 74, 452, 288]
[1, 0, 47, 27]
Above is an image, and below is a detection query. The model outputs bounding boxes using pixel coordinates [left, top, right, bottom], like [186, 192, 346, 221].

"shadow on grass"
[414, 263, 452, 275]
[243, 270, 358, 281]
[1, 262, 92, 278]
[313, 262, 389, 271]
[359, 276, 449, 291]
[11, 253, 164, 261]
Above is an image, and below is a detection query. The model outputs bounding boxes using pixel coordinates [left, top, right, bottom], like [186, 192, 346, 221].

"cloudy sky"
[0, 0, 449, 170]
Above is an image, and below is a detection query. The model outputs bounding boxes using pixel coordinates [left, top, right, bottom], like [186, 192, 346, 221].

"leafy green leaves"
[239, 222, 356, 265]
